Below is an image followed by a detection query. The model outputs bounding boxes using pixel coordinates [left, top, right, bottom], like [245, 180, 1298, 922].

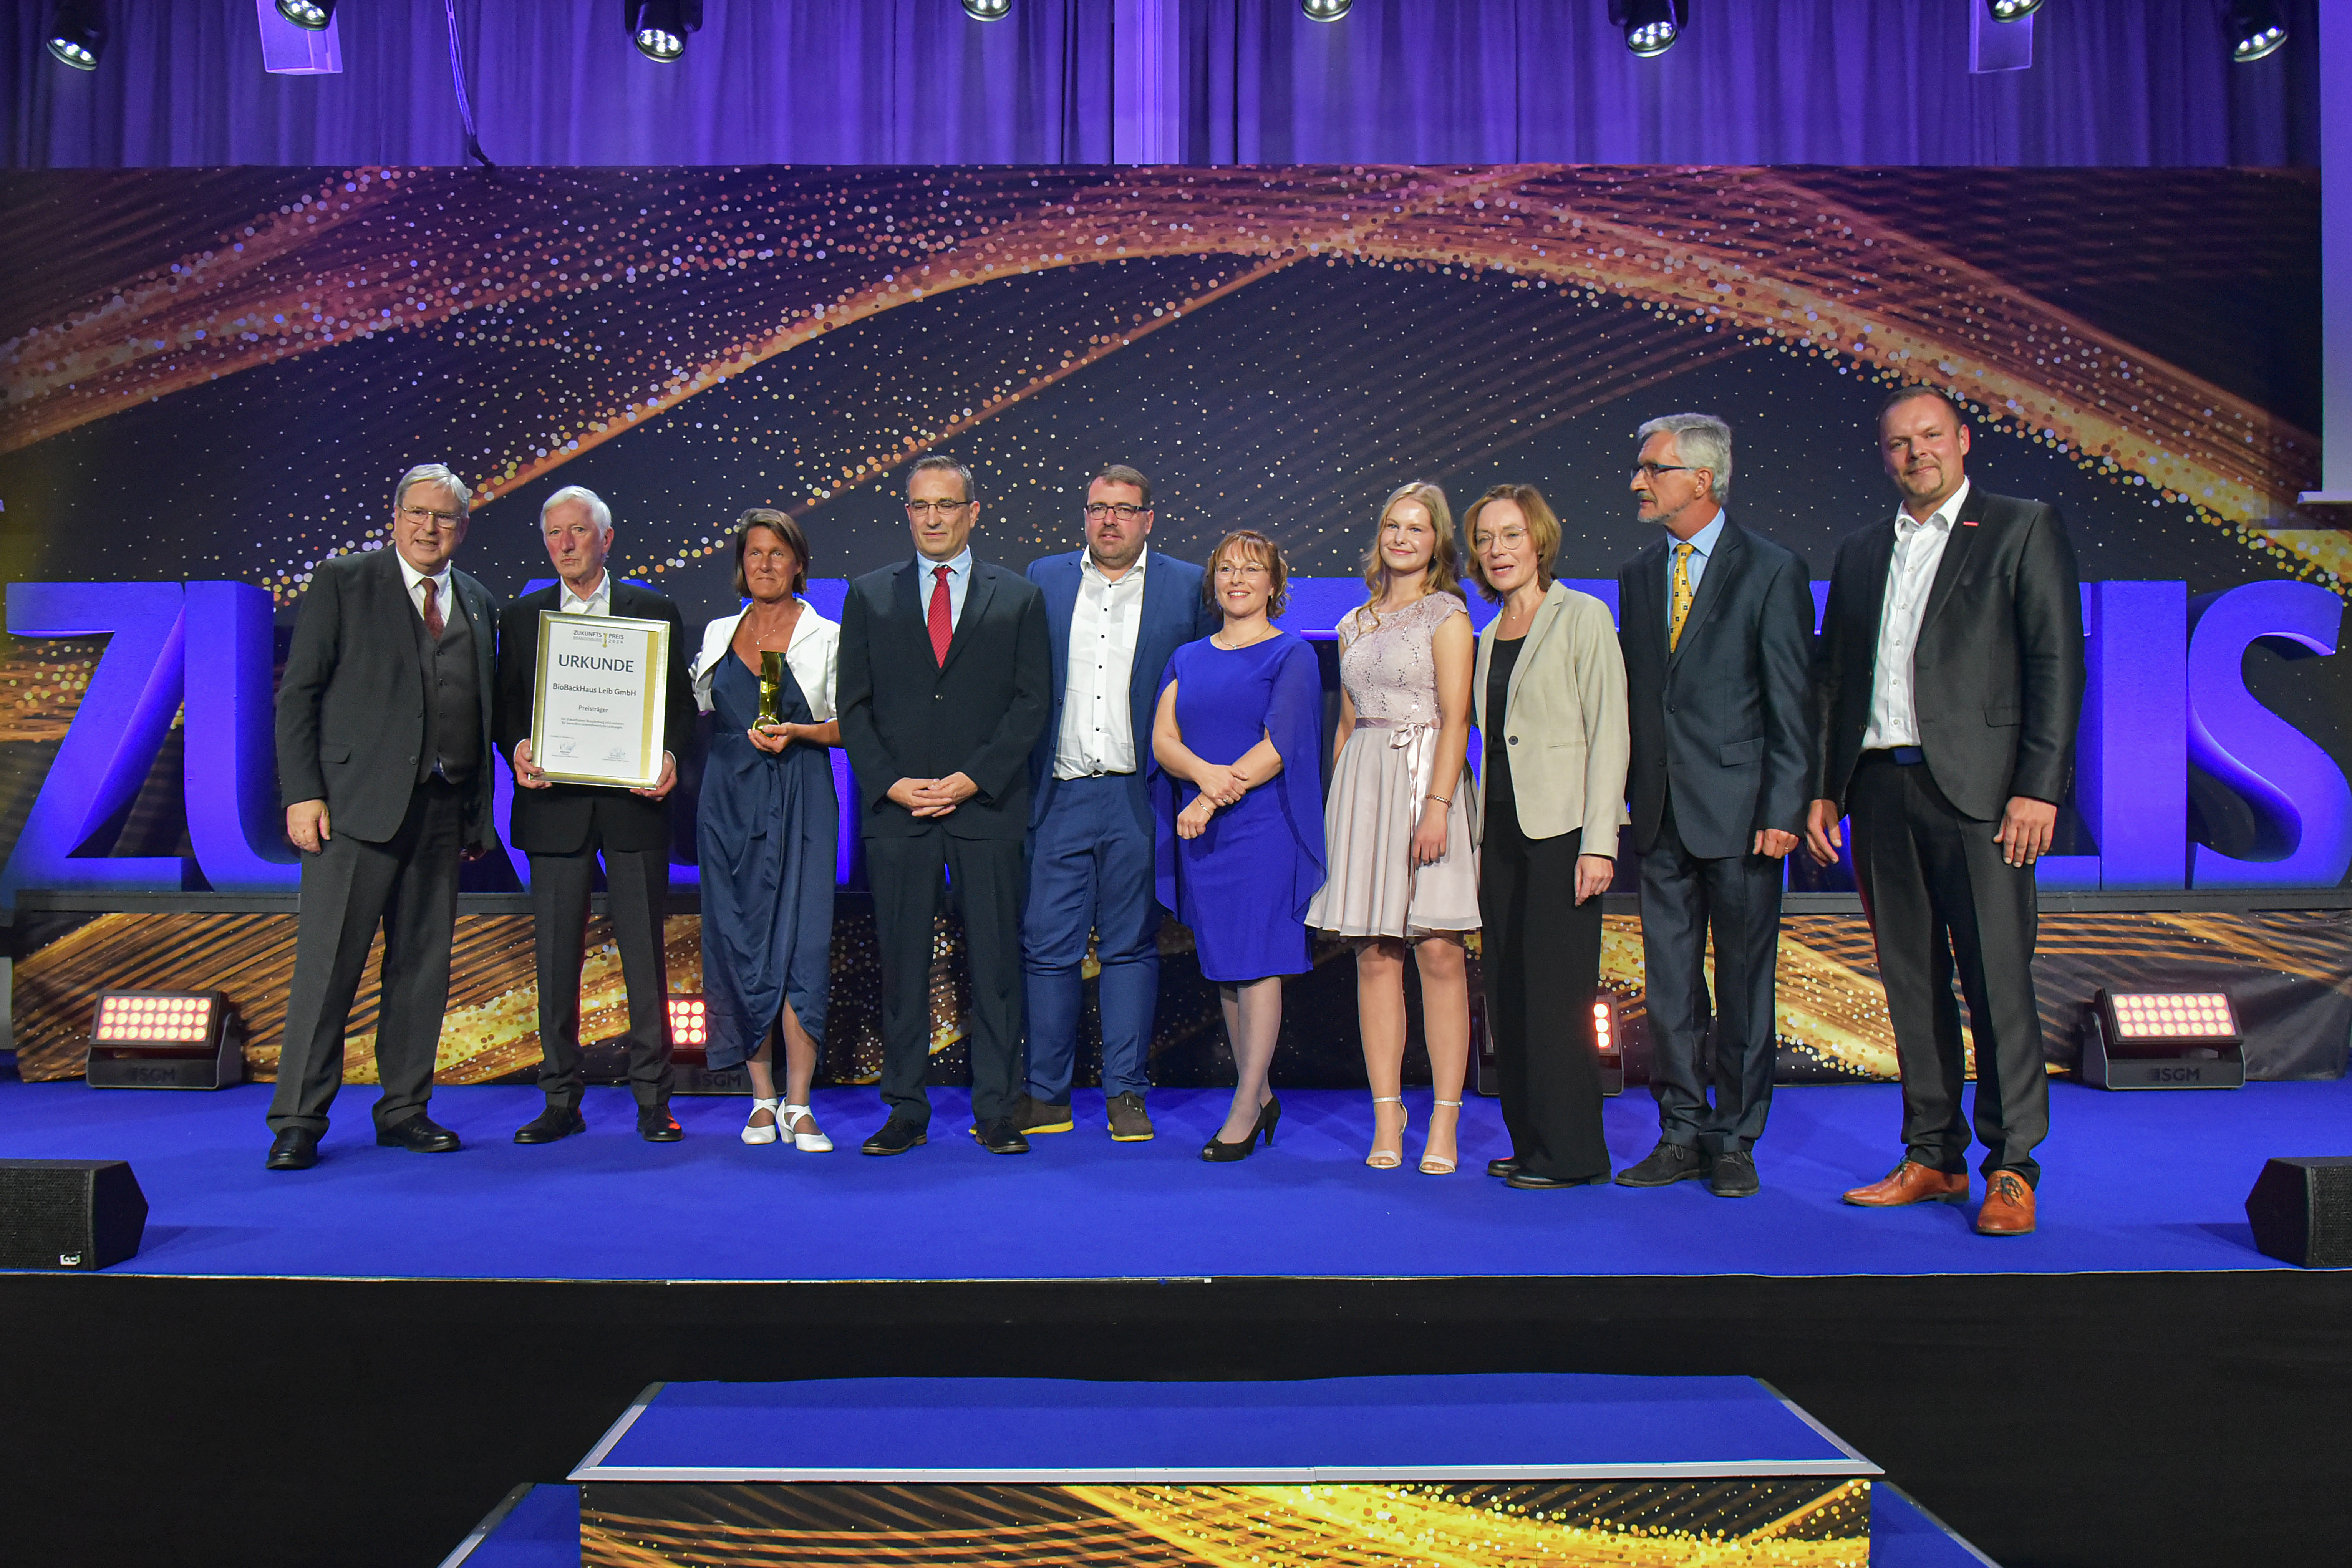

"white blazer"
[693, 600, 839, 723]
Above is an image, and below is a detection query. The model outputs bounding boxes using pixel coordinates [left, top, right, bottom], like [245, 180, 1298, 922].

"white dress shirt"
[396, 552, 455, 636]
[1862, 477, 1971, 751]
[918, 547, 973, 632]
[1664, 511, 1726, 620]
[559, 570, 612, 617]
[1053, 547, 1148, 779]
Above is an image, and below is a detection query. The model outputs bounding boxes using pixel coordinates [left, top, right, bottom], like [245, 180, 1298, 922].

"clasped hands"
[512, 739, 677, 799]
[1176, 760, 1254, 840]
[887, 772, 980, 819]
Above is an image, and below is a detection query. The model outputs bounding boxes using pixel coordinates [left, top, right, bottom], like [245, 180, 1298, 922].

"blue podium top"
[572, 1373, 1878, 1483]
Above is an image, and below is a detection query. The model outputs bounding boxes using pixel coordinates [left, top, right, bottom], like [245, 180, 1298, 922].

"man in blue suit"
[1014, 464, 1220, 1142]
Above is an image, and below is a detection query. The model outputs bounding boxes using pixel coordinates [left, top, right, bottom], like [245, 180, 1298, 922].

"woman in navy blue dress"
[691, 511, 841, 1154]
[1152, 530, 1327, 1161]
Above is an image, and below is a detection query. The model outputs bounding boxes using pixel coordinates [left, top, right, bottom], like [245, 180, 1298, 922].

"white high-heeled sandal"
[780, 1103, 833, 1154]
[742, 1097, 781, 1146]
[1366, 1096, 1407, 1169]
[1420, 1099, 1463, 1175]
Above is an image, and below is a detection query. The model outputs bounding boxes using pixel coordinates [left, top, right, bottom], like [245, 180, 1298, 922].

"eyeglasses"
[1476, 528, 1532, 550]
[398, 504, 465, 526]
[1083, 502, 1150, 521]
[905, 499, 973, 518]
[1630, 463, 1697, 482]
[1214, 562, 1270, 579]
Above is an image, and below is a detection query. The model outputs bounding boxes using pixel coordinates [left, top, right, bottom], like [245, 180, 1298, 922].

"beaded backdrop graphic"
[2, 165, 2347, 1089]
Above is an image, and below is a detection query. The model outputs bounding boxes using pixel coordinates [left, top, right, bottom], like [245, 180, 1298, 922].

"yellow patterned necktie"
[1668, 541, 1695, 651]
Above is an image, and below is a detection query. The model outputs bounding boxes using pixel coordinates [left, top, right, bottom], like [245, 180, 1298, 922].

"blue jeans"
[1021, 775, 1159, 1102]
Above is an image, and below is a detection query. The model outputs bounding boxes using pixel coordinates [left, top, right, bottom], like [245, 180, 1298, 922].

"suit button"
[1507, 736, 1518, 746]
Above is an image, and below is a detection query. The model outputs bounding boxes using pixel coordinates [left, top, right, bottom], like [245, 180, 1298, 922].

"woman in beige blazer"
[1465, 484, 1631, 1190]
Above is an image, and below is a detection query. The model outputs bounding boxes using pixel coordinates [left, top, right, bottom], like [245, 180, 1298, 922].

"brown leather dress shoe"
[1975, 1170, 2037, 1236]
[1842, 1160, 1970, 1207]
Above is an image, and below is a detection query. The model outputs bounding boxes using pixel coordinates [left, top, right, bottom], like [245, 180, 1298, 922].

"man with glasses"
[266, 464, 501, 1170]
[838, 454, 1053, 1155]
[1012, 464, 1219, 1143]
[1613, 416, 1813, 1199]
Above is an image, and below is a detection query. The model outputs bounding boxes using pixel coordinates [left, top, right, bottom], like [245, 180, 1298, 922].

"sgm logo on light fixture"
[2150, 1067, 2206, 1082]
[58, 1254, 81, 1267]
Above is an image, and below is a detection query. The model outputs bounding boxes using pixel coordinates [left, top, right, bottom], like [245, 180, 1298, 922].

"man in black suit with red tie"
[1614, 414, 1813, 1200]
[495, 485, 696, 1144]
[837, 455, 1053, 1156]
[1807, 386, 2084, 1237]
[267, 463, 500, 1169]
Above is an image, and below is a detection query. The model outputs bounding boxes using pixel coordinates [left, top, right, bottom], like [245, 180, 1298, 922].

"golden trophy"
[758, 650, 785, 726]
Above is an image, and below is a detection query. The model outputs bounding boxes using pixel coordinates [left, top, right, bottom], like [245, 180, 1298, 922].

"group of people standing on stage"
[261, 385, 2083, 1242]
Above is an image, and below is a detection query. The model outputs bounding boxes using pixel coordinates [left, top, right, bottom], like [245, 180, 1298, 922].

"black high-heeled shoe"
[1201, 1095, 1280, 1162]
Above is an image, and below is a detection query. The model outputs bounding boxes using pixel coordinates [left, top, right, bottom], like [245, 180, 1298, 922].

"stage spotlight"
[667, 995, 710, 1051]
[1610, 0, 1686, 58]
[86, 989, 246, 1090]
[963, 0, 1011, 19]
[276, 0, 334, 28]
[45, 0, 106, 70]
[664, 995, 750, 1094]
[1984, 0, 2041, 20]
[1591, 995, 1626, 1098]
[627, 0, 701, 62]
[2080, 987, 2246, 1090]
[1301, 0, 1351, 20]
[2226, 0, 2287, 63]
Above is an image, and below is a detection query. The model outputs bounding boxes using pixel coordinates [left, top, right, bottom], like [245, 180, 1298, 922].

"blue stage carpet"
[0, 1077, 2338, 1281]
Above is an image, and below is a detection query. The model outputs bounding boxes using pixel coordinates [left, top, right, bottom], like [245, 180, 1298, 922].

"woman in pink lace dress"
[1305, 482, 1479, 1175]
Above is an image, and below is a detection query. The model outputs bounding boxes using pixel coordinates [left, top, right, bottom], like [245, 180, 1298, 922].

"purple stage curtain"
[4, 0, 2318, 169]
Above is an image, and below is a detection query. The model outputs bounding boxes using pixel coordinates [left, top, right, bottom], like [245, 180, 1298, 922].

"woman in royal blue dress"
[1151, 529, 1328, 1162]
[691, 509, 840, 1154]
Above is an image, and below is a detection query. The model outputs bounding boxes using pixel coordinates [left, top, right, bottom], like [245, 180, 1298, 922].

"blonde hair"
[1462, 484, 1562, 605]
[1361, 481, 1464, 612]
[1203, 529, 1290, 619]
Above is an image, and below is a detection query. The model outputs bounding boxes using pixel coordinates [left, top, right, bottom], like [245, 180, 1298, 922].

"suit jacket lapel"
[1510, 585, 1569, 709]
[1667, 524, 1742, 672]
[1917, 490, 1984, 636]
[941, 562, 996, 675]
[1849, 520, 1898, 668]
[894, 559, 925, 643]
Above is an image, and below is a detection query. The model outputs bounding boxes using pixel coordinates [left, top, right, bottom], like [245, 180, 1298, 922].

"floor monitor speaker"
[0, 1159, 148, 1271]
[2244, 1156, 2352, 1268]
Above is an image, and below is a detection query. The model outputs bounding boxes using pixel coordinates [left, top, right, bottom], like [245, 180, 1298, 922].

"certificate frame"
[529, 610, 671, 789]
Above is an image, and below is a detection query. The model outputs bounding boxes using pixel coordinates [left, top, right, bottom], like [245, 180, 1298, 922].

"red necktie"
[927, 565, 953, 667]
[421, 578, 444, 640]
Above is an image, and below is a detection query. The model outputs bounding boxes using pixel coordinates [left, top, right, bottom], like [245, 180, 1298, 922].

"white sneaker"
[741, 1097, 781, 1145]
[781, 1103, 834, 1153]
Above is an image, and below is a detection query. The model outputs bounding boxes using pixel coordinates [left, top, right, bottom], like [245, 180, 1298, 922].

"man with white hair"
[494, 485, 695, 1144]
[267, 464, 501, 1170]
[1612, 414, 1813, 1199]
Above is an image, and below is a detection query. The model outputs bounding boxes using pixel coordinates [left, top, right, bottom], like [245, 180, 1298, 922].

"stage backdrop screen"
[1, 165, 2345, 1088]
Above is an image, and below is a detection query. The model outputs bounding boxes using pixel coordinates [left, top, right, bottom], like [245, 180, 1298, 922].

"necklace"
[740, 601, 800, 649]
[1212, 624, 1277, 650]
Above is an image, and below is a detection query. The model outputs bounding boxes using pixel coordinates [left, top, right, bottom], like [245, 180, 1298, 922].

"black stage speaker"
[0, 1159, 148, 1271]
[2245, 1157, 2352, 1268]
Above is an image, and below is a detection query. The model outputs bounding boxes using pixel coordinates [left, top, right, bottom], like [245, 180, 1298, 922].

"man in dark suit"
[266, 463, 499, 1169]
[494, 485, 696, 1145]
[1614, 414, 1813, 1200]
[1806, 386, 2084, 1237]
[1013, 464, 1219, 1144]
[838, 454, 1053, 1155]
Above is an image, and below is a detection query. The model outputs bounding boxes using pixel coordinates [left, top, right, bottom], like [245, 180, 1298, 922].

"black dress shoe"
[1707, 1149, 1760, 1198]
[514, 1105, 587, 1144]
[637, 1104, 683, 1142]
[973, 1118, 1031, 1155]
[1614, 1140, 1707, 1187]
[265, 1128, 319, 1171]
[861, 1117, 928, 1156]
[1505, 1169, 1610, 1190]
[375, 1115, 461, 1153]
[1486, 1156, 1522, 1178]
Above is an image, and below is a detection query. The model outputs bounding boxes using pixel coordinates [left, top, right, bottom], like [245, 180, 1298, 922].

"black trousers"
[1479, 819, 1608, 1181]
[269, 778, 462, 1136]
[867, 831, 1026, 1129]
[1849, 751, 2049, 1186]
[529, 817, 673, 1109]
[1638, 799, 1785, 1155]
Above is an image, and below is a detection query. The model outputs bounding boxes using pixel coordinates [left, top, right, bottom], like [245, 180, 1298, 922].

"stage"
[0, 1076, 2337, 1282]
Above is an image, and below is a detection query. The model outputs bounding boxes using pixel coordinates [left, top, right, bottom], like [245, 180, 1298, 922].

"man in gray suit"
[266, 463, 500, 1170]
[1613, 414, 1813, 1199]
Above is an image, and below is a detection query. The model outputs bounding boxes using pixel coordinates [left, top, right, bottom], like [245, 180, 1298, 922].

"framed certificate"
[529, 611, 671, 789]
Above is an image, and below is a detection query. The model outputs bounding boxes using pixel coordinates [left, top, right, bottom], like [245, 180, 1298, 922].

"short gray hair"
[393, 463, 469, 512]
[1636, 413, 1732, 504]
[542, 484, 613, 536]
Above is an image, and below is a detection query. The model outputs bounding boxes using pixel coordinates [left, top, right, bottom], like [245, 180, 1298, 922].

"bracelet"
[1426, 792, 1450, 805]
